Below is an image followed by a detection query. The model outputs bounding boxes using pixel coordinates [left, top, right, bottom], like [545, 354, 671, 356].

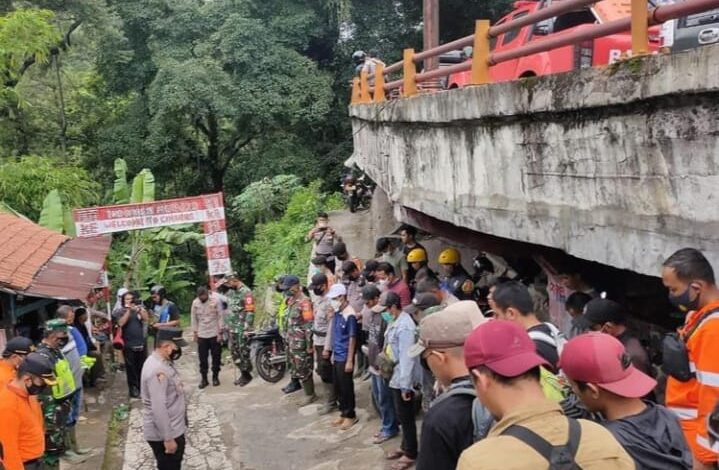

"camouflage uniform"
[227, 283, 255, 373]
[36, 342, 75, 469]
[286, 294, 314, 381]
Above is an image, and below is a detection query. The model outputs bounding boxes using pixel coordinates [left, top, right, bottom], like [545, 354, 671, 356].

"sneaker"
[340, 417, 359, 430]
[199, 378, 209, 389]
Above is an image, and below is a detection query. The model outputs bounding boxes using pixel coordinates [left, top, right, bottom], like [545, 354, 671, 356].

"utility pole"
[423, 0, 439, 71]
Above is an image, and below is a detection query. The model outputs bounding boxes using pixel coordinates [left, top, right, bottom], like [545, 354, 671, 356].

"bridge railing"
[350, 0, 719, 104]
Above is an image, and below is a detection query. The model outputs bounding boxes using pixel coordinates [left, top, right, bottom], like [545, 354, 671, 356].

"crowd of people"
[5, 209, 719, 470]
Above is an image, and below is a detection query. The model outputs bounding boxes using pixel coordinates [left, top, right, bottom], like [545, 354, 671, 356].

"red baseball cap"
[464, 320, 549, 376]
[559, 332, 656, 398]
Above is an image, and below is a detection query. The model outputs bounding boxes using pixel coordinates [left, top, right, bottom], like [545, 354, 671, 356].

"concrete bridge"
[349, 44, 719, 276]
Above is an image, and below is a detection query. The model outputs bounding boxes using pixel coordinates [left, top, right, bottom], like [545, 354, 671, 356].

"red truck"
[447, 0, 661, 87]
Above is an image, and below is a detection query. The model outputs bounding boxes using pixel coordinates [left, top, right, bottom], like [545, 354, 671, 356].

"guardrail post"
[351, 77, 361, 105]
[359, 70, 372, 103]
[403, 48, 418, 97]
[631, 0, 649, 55]
[374, 63, 386, 102]
[471, 20, 491, 85]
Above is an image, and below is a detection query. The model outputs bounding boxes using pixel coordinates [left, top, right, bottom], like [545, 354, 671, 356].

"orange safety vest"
[666, 300, 719, 464]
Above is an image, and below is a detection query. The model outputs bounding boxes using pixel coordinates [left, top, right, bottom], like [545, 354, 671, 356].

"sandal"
[386, 449, 405, 460]
[373, 433, 398, 444]
[390, 457, 416, 470]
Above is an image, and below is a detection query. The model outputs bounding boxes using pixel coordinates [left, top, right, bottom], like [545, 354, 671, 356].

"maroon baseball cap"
[464, 320, 549, 377]
[559, 332, 656, 398]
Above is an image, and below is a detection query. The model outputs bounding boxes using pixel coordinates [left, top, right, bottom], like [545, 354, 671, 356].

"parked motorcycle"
[248, 327, 287, 383]
[342, 174, 373, 212]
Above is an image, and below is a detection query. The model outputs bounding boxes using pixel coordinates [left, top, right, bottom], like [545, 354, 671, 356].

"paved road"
[121, 345, 399, 470]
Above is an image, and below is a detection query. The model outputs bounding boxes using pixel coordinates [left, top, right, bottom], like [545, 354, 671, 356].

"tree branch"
[221, 134, 254, 174]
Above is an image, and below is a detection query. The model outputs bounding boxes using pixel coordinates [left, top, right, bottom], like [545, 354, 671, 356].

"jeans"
[371, 374, 399, 436]
[393, 388, 418, 459]
[67, 388, 82, 426]
[197, 336, 221, 377]
[124, 346, 147, 396]
[333, 361, 356, 419]
[148, 434, 185, 470]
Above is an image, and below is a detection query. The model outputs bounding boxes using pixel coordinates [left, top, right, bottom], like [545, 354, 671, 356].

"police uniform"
[441, 266, 475, 301]
[226, 282, 255, 374]
[141, 328, 188, 470]
[36, 320, 76, 470]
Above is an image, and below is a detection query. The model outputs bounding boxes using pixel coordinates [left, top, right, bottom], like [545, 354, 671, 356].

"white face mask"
[330, 299, 343, 311]
[378, 279, 388, 287]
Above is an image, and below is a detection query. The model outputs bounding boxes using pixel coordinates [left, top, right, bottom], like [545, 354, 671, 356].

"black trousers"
[333, 360, 356, 419]
[148, 434, 185, 470]
[198, 336, 221, 377]
[315, 345, 333, 384]
[393, 388, 418, 459]
[124, 346, 147, 396]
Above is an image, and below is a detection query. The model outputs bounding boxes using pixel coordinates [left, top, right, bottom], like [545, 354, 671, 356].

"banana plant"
[37, 189, 77, 236]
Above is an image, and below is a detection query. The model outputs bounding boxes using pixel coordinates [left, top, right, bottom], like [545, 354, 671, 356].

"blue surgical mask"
[381, 311, 393, 323]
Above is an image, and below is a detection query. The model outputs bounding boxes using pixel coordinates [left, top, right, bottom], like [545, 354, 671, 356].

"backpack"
[662, 308, 719, 381]
[431, 384, 494, 442]
[529, 322, 567, 356]
[501, 417, 582, 470]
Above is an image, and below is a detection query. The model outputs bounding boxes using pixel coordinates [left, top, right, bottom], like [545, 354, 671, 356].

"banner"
[74, 192, 232, 276]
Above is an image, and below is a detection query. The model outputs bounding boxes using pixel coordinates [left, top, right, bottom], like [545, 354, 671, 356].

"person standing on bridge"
[141, 328, 188, 470]
[307, 212, 337, 274]
[661, 248, 719, 469]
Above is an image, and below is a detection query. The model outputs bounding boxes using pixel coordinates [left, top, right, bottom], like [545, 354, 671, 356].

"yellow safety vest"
[52, 357, 76, 400]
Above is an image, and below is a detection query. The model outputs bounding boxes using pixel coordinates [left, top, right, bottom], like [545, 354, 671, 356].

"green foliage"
[245, 180, 343, 286]
[232, 175, 302, 226]
[0, 8, 61, 86]
[0, 155, 99, 220]
[38, 189, 64, 232]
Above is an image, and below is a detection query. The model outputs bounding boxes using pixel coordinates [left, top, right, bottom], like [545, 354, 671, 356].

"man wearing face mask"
[309, 273, 337, 415]
[662, 248, 719, 469]
[36, 320, 77, 470]
[0, 353, 57, 470]
[0, 337, 35, 385]
[141, 327, 188, 470]
[281, 275, 317, 405]
[342, 260, 368, 378]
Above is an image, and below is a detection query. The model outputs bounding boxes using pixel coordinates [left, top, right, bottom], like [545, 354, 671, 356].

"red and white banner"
[74, 193, 232, 276]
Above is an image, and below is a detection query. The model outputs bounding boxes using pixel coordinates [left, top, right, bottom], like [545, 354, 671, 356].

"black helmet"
[352, 50, 366, 65]
[150, 285, 166, 299]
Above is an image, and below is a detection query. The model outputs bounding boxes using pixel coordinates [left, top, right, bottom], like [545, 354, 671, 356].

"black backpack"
[501, 417, 582, 470]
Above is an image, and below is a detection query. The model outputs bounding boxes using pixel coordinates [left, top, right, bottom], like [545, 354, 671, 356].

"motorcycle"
[248, 327, 287, 383]
[342, 174, 373, 213]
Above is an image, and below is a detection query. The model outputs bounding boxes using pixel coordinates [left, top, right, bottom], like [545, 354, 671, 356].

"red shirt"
[388, 279, 411, 308]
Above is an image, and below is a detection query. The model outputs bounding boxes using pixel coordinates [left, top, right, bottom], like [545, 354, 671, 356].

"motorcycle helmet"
[438, 248, 461, 265]
[150, 285, 166, 299]
[352, 50, 366, 65]
[407, 248, 427, 263]
[473, 254, 495, 275]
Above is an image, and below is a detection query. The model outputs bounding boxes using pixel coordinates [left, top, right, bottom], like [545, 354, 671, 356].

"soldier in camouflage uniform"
[224, 274, 255, 386]
[279, 275, 317, 405]
[36, 319, 78, 470]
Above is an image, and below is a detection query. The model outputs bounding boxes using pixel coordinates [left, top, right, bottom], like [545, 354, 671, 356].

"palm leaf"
[113, 158, 130, 204]
[38, 189, 64, 233]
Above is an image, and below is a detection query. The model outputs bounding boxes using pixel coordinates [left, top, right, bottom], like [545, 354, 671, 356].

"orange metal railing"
[351, 0, 719, 104]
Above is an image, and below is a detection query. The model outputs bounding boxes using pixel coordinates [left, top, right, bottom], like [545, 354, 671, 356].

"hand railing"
[350, 0, 719, 104]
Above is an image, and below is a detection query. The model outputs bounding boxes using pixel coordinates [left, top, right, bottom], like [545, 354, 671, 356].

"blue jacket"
[386, 312, 421, 392]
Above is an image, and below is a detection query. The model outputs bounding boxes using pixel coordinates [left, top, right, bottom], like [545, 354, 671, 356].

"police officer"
[437, 248, 475, 301]
[224, 274, 255, 387]
[36, 319, 76, 470]
[281, 276, 317, 406]
[141, 328, 188, 470]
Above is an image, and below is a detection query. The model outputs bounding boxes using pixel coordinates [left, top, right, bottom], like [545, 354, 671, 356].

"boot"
[199, 374, 209, 389]
[318, 383, 338, 416]
[68, 426, 91, 455]
[282, 378, 302, 394]
[212, 373, 220, 387]
[61, 431, 87, 464]
[299, 379, 317, 406]
[235, 371, 253, 387]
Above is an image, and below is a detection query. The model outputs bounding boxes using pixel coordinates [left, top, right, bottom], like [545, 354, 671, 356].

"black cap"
[156, 328, 189, 347]
[362, 284, 381, 301]
[373, 291, 402, 312]
[311, 255, 328, 266]
[309, 273, 328, 289]
[582, 298, 626, 327]
[280, 275, 301, 290]
[2, 336, 35, 357]
[332, 242, 348, 257]
[18, 352, 57, 385]
[405, 293, 441, 314]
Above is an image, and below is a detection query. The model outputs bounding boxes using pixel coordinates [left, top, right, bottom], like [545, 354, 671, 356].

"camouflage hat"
[45, 318, 68, 332]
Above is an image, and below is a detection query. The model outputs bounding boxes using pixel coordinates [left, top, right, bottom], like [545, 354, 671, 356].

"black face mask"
[420, 355, 431, 372]
[57, 337, 69, 348]
[668, 285, 701, 313]
[312, 287, 325, 296]
[170, 348, 182, 361]
[26, 381, 47, 395]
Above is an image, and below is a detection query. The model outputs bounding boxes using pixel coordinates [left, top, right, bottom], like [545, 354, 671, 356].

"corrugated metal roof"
[0, 213, 68, 290]
[25, 235, 112, 300]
